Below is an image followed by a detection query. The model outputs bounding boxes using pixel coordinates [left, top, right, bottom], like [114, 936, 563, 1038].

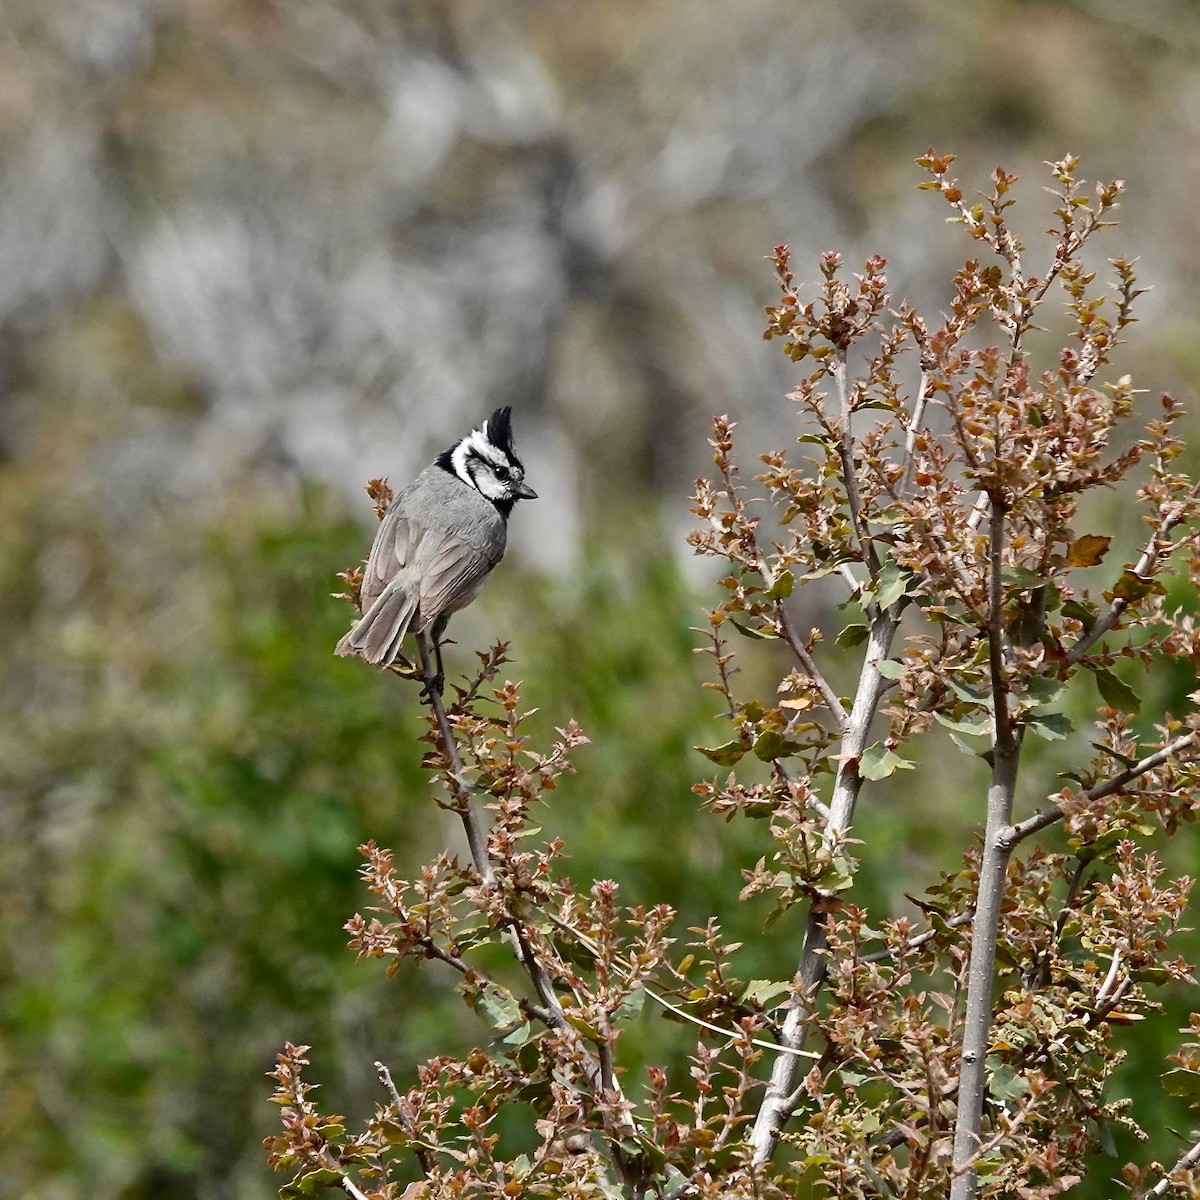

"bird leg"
[416, 628, 445, 703]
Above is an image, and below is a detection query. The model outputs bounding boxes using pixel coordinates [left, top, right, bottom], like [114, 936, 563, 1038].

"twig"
[376, 1060, 434, 1176]
[899, 370, 930, 496]
[375, 1060, 405, 1111]
[415, 632, 562, 1026]
[858, 908, 974, 965]
[1147, 1132, 1200, 1196]
[831, 352, 881, 584]
[776, 601, 849, 733]
[340, 1176, 371, 1200]
[1001, 730, 1199, 848]
[1066, 483, 1200, 666]
[644, 988, 820, 1061]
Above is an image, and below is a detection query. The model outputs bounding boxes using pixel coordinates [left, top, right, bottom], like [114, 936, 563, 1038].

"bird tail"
[335, 580, 420, 666]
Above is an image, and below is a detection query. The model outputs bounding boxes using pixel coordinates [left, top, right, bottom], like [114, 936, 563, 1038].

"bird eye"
[495, 465, 511, 480]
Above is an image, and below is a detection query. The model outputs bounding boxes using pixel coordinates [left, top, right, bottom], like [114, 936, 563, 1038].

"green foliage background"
[4, 1, 1200, 1197]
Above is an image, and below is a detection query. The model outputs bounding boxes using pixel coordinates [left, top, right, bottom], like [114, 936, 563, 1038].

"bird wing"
[417, 534, 498, 627]
[361, 507, 418, 605]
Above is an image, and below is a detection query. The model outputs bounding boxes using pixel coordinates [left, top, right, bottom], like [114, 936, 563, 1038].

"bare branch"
[1002, 731, 1200, 848]
[1147, 1135, 1200, 1198]
[831, 351, 881, 584]
[950, 495, 1022, 1200]
[899, 370, 930, 496]
[644, 989, 820, 1061]
[339, 1176, 371, 1200]
[1066, 484, 1200, 666]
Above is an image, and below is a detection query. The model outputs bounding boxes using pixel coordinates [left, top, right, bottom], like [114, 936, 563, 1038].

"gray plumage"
[336, 407, 536, 675]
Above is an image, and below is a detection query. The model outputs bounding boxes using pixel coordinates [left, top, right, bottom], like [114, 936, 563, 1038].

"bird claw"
[419, 673, 445, 704]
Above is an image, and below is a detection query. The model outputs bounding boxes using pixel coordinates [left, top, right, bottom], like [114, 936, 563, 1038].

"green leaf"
[1091, 666, 1142, 714]
[281, 1168, 342, 1199]
[874, 658, 904, 680]
[873, 561, 911, 611]
[730, 619, 775, 641]
[1001, 565, 1044, 591]
[753, 730, 802, 761]
[835, 622, 869, 649]
[1027, 711, 1074, 741]
[934, 711, 991, 737]
[1024, 675, 1065, 707]
[695, 739, 747, 766]
[764, 569, 795, 600]
[1061, 597, 1096, 631]
[859, 744, 916, 781]
[615, 987, 646, 1021]
[743, 979, 792, 1008]
[1110, 570, 1167, 603]
[1163, 1067, 1200, 1102]
[470, 984, 522, 1031]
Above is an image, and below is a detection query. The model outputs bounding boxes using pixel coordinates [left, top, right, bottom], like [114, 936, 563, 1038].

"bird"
[335, 406, 537, 698]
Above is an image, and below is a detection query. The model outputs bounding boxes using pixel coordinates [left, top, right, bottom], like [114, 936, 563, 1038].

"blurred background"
[3, 1, 1200, 1197]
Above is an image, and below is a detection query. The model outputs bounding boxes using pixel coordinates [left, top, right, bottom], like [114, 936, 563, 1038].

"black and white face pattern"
[440, 406, 537, 516]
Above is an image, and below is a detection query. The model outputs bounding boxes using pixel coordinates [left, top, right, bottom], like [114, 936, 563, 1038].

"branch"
[749, 607, 903, 1164]
[950, 493, 1022, 1200]
[1066, 485, 1200, 666]
[340, 1176, 371, 1200]
[1147, 1133, 1200, 1197]
[777, 600, 849, 733]
[1001, 730, 1200, 848]
[899, 370, 930, 496]
[644, 988, 820, 1061]
[414, 632, 562, 1027]
[831, 352, 881, 584]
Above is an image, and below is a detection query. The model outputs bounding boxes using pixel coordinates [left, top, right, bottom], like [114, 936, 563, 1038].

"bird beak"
[515, 482, 538, 500]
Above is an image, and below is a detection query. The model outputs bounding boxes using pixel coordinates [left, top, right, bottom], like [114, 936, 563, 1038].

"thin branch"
[749, 607, 903, 1164]
[1066, 483, 1200, 666]
[375, 1060, 405, 1111]
[644, 988, 820, 1060]
[776, 601, 849, 732]
[1001, 730, 1200, 848]
[1147, 1134, 1200, 1197]
[339, 1176, 371, 1200]
[858, 908, 974, 965]
[831, 352, 881, 584]
[376, 1060, 433, 1176]
[415, 631, 564, 1029]
[899, 370, 930, 496]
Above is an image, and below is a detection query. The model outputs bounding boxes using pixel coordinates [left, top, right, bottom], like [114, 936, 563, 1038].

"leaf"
[743, 979, 792, 1008]
[874, 658, 904, 680]
[859, 744, 916, 781]
[1001, 565, 1044, 591]
[615, 987, 646, 1021]
[1091, 666, 1142, 714]
[1067, 533, 1112, 567]
[934, 711, 991, 736]
[695, 739, 747, 766]
[754, 730, 802, 761]
[471, 984, 522, 1032]
[281, 1169, 343, 1199]
[835, 622, 869, 649]
[873, 561, 912, 611]
[1163, 1067, 1200, 1103]
[1061, 597, 1097, 631]
[1110, 570, 1167, 603]
[730, 619, 776, 641]
[765, 569, 795, 600]
[1027, 711, 1074, 741]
